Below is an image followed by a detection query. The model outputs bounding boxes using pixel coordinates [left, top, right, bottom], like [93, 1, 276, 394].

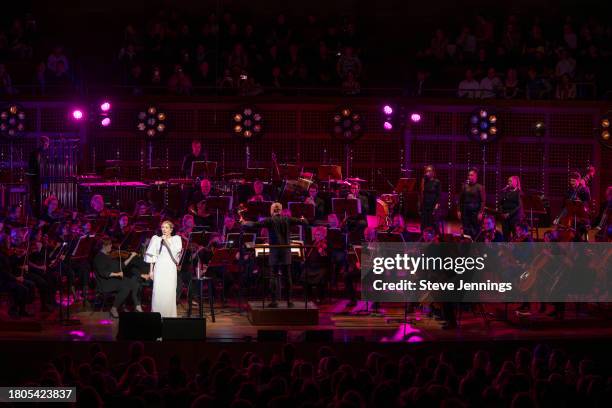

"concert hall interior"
[1, 0, 612, 406]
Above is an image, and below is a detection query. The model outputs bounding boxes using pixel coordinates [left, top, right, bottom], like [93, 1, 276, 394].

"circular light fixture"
[137, 105, 167, 140]
[597, 111, 612, 149]
[468, 107, 500, 143]
[332, 106, 364, 143]
[231, 106, 263, 140]
[0, 104, 26, 137]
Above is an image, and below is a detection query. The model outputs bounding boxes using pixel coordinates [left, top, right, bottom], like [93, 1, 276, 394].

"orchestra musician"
[554, 171, 591, 241]
[304, 184, 326, 221]
[40, 195, 76, 226]
[248, 180, 271, 202]
[87, 194, 112, 218]
[594, 186, 612, 234]
[181, 139, 207, 178]
[512, 222, 533, 242]
[0, 242, 32, 317]
[108, 213, 132, 242]
[93, 238, 145, 318]
[26, 135, 50, 217]
[499, 176, 524, 241]
[346, 183, 369, 216]
[420, 165, 441, 233]
[303, 226, 329, 303]
[476, 215, 505, 242]
[459, 167, 486, 239]
[240, 202, 308, 308]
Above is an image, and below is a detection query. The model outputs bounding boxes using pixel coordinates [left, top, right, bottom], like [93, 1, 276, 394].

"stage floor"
[1, 300, 611, 343]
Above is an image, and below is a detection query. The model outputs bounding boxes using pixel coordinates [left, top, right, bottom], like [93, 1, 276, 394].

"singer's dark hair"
[469, 167, 479, 174]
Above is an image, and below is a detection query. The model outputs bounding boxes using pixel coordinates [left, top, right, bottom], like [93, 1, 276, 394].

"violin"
[110, 249, 136, 259]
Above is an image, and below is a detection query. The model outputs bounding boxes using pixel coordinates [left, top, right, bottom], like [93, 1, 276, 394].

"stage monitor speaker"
[257, 329, 288, 342]
[303, 329, 333, 343]
[162, 318, 206, 341]
[117, 312, 162, 341]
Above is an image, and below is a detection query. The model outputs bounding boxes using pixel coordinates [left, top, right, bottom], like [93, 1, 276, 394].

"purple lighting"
[383, 105, 393, 115]
[101, 117, 111, 127]
[100, 102, 111, 112]
[410, 113, 422, 123]
[72, 110, 83, 120]
[383, 121, 393, 130]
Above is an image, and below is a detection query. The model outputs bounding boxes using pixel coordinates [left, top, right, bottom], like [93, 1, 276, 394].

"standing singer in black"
[499, 175, 524, 240]
[26, 135, 49, 217]
[181, 139, 207, 178]
[419, 165, 441, 233]
[458, 167, 486, 239]
[241, 202, 308, 308]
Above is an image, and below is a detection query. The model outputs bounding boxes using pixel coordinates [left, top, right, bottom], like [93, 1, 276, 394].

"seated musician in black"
[304, 184, 327, 221]
[475, 215, 505, 242]
[190, 178, 218, 229]
[222, 215, 242, 235]
[0, 248, 31, 317]
[109, 213, 132, 242]
[241, 202, 308, 308]
[93, 238, 148, 318]
[26, 234, 57, 312]
[345, 183, 369, 216]
[595, 186, 612, 232]
[87, 194, 111, 218]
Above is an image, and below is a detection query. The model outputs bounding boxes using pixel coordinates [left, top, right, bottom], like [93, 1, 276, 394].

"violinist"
[5, 228, 36, 312]
[512, 222, 533, 242]
[304, 184, 326, 221]
[93, 238, 145, 318]
[222, 214, 242, 235]
[0, 243, 32, 318]
[304, 226, 329, 303]
[26, 231, 57, 312]
[390, 213, 408, 238]
[420, 165, 441, 233]
[500, 176, 524, 241]
[87, 194, 112, 218]
[109, 213, 132, 242]
[476, 215, 505, 242]
[345, 227, 377, 308]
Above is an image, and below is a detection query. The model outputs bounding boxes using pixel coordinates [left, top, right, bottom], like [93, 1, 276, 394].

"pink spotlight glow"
[383, 105, 393, 115]
[383, 121, 393, 130]
[101, 117, 111, 127]
[69, 330, 86, 337]
[99, 319, 113, 325]
[410, 113, 422, 123]
[100, 102, 111, 112]
[72, 110, 83, 120]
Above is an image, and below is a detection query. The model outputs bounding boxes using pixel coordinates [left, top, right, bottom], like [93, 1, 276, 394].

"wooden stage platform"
[1, 300, 611, 343]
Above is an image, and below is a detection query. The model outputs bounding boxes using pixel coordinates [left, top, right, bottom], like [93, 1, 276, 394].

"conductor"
[241, 202, 308, 307]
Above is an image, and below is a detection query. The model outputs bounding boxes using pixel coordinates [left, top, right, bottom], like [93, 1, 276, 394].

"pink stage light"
[383, 105, 393, 115]
[383, 121, 393, 130]
[72, 110, 83, 120]
[101, 117, 111, 127]
[100, 101, 111, 112]
[410, 113, 422, 123]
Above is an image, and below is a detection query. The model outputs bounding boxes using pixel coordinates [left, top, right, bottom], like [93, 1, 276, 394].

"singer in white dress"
[144, 220, 182, 318]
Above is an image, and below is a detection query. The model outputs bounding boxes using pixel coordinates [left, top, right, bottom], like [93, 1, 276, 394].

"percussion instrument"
[375, 198, 390, 230]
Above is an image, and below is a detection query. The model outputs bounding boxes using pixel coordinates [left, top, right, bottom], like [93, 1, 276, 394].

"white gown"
[144, 235, 182, 318]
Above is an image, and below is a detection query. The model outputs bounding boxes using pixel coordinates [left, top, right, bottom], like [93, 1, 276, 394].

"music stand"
[226, 233, 256, 249]
[245, 168, 270, 181]
[278, 164, 301, 180]
[376, 231, 405, 242]
[522, 193, 547, 239]
[244, 200, 274, 221]
[205, 196, 233, 232]
[288, 202, 315, 221]
[332, 198, 361, 218]
[394, 178, 417, 193]
[191, 161, 218, 179]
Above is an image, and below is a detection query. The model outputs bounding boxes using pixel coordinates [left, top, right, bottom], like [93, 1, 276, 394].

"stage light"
[137, 105, 167, 140]
[383, 121, 393, 130]
[231, 106, 263, 140]
[332, 106, 363, 142]
[410, 113, 422, 123]
[597, 111, 612, 149]
[72, 110, 84, 120]
[381, 103, 395, 132]
[100, 102, 111, 112]
[468, 107, 500, 143]
[383, 105, 393, 115]
[100, 117, 111, 127]
[533, 121, 546, 136]
[0, 104, 26, 137]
